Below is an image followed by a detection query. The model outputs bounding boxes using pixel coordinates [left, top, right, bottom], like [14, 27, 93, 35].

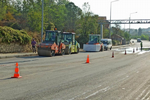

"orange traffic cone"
[125, 50, 127, 55]
[112, 51, 114, 58]
[86, 55, 90, 63]
[11, 62, 22, 78]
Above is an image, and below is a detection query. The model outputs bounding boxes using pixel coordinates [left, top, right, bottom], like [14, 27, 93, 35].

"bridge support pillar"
[100, 24, 103, 39]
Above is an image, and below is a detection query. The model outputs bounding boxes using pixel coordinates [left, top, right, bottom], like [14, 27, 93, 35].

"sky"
[69, 0, 150, 29]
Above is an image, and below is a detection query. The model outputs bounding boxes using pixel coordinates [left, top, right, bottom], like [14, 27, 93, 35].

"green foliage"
[0, 26, 31, 44]
[0, 0, 112, 45]
[46, 22, 55, 30]
[141, 34, 149, 40]
[103, 28, 109, 38]
[131, 34, 149, 40]
[0, 5, 7, 20]
[112, 40, 120, 46]
[48, 5, 67, 31]
[65, 2, 82, 31]
[10, 22, 21, 30]
[138, 28, 142, 36]
[76, 35, 89, 48]
[27, 10, 42, 31]
[112, 24, 130, 41]
[76, 3, 99, 37]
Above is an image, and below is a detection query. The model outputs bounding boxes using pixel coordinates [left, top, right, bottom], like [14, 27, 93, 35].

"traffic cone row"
[11, 48, 138, 78]
[11, 62, 22, 78]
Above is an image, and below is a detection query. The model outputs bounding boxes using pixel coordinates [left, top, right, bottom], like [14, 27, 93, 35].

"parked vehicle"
[83, 34, 104, 52]
[137, 38, 141, 42]
[37, 30, 66, 57]
[62, 32, 80, 54]
[101, 39, 112, 50]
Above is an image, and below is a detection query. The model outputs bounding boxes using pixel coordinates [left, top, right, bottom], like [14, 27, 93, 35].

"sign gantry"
[99, 19, 150, 24]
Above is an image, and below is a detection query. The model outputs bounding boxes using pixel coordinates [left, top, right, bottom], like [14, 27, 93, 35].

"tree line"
[0, 0, 130, 46]
[0, 0, 98, 32]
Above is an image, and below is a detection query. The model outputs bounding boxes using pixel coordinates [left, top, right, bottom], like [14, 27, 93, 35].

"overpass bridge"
[99, 19, 150, 24]
[98, 19, 150, 39]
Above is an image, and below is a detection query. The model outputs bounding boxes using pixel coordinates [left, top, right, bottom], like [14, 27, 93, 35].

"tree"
[138, 28, 142, 36]
[0, 1, 7, 20]
[27, 10, 42, 31]
[56, 0, 69, 5]
[65, 2, 82, 31]
[103, 28, 109, 38]
[46, 22, 55, 30]
[112, 24, 130, 41]
[75, 2, 100, 47]
[48, 5, 67, 31]
[76, 2, 99, 36]
[3, 11, 15, 21]
[112, 24, 121, 35]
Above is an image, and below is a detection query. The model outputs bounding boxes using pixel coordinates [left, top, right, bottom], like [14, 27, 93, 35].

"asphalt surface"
[0, 39, 150, 100]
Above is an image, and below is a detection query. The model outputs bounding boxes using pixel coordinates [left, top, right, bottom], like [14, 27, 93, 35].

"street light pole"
[129, 12, 137, 35]
[41, 0, 44, 42]
[109, 0, 119, 39]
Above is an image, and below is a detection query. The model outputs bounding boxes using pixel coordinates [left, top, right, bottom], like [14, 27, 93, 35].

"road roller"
[37, 30, 66, 57]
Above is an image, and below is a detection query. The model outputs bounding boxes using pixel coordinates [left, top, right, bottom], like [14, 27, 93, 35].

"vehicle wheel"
[101, 46, 104, 51]
[51, 50, 55, 56]
[49, 50, 55, 57]
[38, 52, 41, 56]
[61, 49, 65, 55]
[110, 47, 112, 50]
[77, 47, 79, 53]
[38, 49, 42, 56]
[75, 47, 79, 54]
[68, 49, 71, 54]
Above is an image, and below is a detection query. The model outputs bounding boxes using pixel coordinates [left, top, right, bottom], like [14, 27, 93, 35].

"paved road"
[0, 40, 150, 100]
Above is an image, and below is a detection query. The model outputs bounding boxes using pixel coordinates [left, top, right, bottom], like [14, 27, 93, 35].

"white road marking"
[136, 85, 150, 100]
[141, 91, 150, 100]
[85, 86, 110, 99]
[146, 98, 150, 100]
[0, 64, 15, 67]
[69, 85, 102, 100]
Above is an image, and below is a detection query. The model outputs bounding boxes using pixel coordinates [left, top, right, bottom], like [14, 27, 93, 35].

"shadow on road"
[0, 78, 12, 80]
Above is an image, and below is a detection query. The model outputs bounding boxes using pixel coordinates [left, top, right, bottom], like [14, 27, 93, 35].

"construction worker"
[31, 38, 36, 53]
[140, 41, 143, 51]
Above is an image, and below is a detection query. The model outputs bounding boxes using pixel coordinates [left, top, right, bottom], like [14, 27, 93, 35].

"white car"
[137, 38, 141, 42]
[101, 39, 112, 50]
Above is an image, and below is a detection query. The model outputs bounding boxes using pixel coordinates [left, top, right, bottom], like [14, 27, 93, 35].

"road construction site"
[0, 40, 150, 100]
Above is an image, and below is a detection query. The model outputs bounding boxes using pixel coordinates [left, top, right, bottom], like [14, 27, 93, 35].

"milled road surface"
[0, 40, 150, 100]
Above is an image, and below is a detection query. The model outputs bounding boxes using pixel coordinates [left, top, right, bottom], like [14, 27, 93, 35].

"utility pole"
[41, 0, 44, 42]
[129, 12, 137, 35]
[109, 0, 119, 39]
